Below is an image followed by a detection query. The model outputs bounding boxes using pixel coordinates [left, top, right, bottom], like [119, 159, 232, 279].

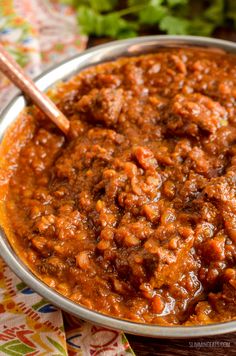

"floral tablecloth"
[0, 1, 134, 355]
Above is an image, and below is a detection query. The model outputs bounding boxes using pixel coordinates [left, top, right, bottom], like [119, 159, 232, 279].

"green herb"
[60, 0, 236, 39]
[139, 2, 168, 25]
[204, 0, 224, 25]
[77, 6, 138, 38]
[159, 15, 189, 35]
[227, 0, 236, 26]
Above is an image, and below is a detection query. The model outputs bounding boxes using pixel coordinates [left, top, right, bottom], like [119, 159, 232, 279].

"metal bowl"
[1, 35, 236, 338]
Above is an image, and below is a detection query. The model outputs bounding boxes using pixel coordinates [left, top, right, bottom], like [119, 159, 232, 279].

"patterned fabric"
[0, 0, 86, 109]
[0, 259, 67, 355]
[0, 1, 134, 354]
[0, 261, 134, 355]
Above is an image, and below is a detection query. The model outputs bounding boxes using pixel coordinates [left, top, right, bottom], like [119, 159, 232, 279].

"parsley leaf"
[77, 5, 138, 38]
[62, 0, 117, 11]
[204, 0, 224, 25]
[226, 0, 236, 26]
[159, 15, 189, 34]
[188, 19, 216, 36]
[77, 6, 98, 35]
[139, 3, 168, 25]
[64, 0, 236, 39]
[167, 0, 188, 7]
[128, 0, 150, 5]
[88, 0, 118, 12]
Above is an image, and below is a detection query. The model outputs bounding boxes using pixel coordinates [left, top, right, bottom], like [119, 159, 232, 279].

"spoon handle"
[0, 43, 70, 135]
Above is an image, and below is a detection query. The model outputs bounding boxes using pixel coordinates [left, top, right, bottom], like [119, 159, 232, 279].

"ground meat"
[1, 48, 236, 326]
[166, 93, 228, 136]
[75, 87, 124, 127]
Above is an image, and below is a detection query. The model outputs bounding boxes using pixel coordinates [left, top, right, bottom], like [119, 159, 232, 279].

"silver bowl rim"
[0, 35, 236, 339]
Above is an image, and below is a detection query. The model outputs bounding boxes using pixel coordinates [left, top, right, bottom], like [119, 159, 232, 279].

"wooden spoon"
[0, 43, 70, 135]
